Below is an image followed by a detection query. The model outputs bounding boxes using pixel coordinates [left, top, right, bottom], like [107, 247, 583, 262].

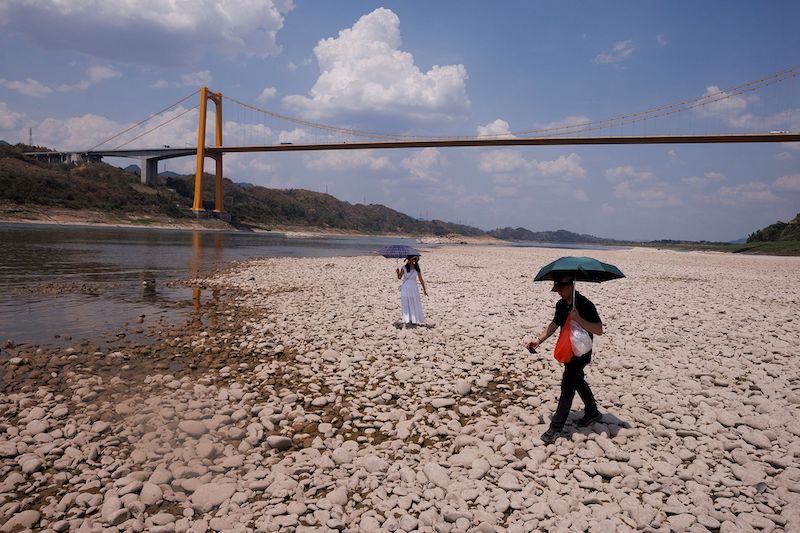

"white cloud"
[682, 171, 726, 186]
[533, 154, 585, 179]
[478, 150, 527, 173]
[613, 180, 681, 208]
[304, 150, 392, 171]
[477, 119, 515, 139]
[283, 8, 470, 121]
[0, 102, 26, 131]
[715, 181, 779, 205]
[594, 40, 634, 64]
[533, 115, 592, 133]
[773, 174, 800, 192]
[693, 85, 754, 120]
[0, 78, 53, 98]
[656, 34, 668, 46]
[601, 203, 615, 216]
[692, 86, 800, 132]
[667, 149, 682, 165]
[402, 148, 448, 182]
[479, 151, 585, 180]
[87, 65, 122, 83]
[181, 71, 213, 87]
[0, 66, 121, 97]
[0, 0, 294, 66]
[151, 70, 214, 89]
[258, 87, 278, 101]
[605, 165, 655, 182]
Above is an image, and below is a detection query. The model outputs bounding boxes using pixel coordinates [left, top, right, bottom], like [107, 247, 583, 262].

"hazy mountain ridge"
[487, 226, 620, 244]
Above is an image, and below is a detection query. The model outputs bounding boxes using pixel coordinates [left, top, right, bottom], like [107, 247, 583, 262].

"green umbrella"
[533, 256, 625, 283]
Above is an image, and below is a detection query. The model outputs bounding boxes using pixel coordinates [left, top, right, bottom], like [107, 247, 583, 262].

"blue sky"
[1, 1, 798, 241]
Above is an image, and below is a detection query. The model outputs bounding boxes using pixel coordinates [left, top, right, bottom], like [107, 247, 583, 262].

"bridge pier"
[140, 157, 159, 186]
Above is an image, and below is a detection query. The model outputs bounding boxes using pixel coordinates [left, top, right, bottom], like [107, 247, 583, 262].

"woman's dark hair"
[404, 256, 421, 273]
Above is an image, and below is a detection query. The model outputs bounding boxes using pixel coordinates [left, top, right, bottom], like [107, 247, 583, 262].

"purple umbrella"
[378, 244, 421, 258]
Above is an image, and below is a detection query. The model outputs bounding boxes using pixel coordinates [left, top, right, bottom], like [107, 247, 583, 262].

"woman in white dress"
[396, 255, 427, 325]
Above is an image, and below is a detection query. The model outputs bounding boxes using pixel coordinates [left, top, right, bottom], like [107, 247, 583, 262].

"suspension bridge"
[26, 66, 800, 218]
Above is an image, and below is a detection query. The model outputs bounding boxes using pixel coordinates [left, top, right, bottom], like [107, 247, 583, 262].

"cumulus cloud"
[477, 119, 515, 139]
[773, 174, 800, 192]
[715, 181, 779, 205]
[594, 40, 634, 64]
[401, 148, 448, 182]
[304, 150, 392, 171]
[682, 171, 726, 186]
[0, 78, 53, 98]
[692, 85, 800, 131]
[479, 151, 585, 181]
[605, 165, 655, 182]
[0, 0, 294, 66]
[152, 70, 214, 89]
[258, 87, 278, 101]
[181, 71, 213, 87]
[613, 180, 681, 208]
[533, 115, 592, 133]
[0, 66, 121, 97]
[0, 101, 26, 131]
[283, 8, 470, 122]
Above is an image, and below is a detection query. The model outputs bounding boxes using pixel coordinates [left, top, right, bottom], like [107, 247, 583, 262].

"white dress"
[400, 267, 425, 324]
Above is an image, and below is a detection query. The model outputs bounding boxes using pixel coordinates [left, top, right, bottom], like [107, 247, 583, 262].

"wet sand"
[1, 246, 799, 532]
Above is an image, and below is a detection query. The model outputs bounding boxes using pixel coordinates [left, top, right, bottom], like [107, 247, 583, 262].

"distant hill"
[164, 174, 484, 235]
[747, 213, 800, 242]
[0, 143, 484, 236]
[488, 226, 615, 243]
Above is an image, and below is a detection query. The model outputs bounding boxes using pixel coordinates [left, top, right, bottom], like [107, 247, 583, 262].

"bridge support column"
[140, 157, 158, 186]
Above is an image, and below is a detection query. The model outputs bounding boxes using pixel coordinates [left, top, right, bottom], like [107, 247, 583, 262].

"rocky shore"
[1, 246, 799, 532]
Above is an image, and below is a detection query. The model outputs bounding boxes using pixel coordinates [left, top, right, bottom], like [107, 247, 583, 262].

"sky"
[1, 1, 799, 241]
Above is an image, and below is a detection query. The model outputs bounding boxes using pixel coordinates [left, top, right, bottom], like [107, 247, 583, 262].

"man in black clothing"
[527, 275, 604, 444]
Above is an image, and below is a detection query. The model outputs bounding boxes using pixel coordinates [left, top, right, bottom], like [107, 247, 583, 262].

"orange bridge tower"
[192, 86, 226, 218]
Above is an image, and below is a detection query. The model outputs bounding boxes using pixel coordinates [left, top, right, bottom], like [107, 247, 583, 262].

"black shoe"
[540, 428, 559, 444]
[577, 412, 602, 427]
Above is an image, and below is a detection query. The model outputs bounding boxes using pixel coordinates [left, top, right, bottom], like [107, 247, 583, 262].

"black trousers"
[549, 351, 599, 431]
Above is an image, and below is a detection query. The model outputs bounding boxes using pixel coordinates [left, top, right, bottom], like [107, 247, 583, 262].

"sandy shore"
[1, 246, 799, 532]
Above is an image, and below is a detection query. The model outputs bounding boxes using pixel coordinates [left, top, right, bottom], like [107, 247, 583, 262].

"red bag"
[554, 315, 574, 364]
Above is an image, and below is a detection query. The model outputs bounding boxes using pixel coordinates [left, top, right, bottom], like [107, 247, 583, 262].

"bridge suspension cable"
[111, 104, 199, 150]
[85, 89, 200, 151]
[223, 65, 799, 142]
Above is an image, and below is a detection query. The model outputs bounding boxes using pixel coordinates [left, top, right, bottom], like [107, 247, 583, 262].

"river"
[0, 223, 418, 347]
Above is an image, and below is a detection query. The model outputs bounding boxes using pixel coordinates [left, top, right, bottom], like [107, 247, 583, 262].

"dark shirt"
[553, 291, 601, 339]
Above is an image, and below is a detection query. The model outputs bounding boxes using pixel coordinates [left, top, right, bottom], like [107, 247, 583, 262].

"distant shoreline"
[2, 210, 796, 255]
[0, 213, 507, 245]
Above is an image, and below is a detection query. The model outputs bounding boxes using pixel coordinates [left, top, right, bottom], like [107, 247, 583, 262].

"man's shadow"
[562, 411, 632, 439]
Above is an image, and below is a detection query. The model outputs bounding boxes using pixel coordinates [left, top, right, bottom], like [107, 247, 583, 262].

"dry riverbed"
[1, 246, 799, 532]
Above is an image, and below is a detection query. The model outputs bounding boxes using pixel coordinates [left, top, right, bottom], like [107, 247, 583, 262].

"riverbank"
[1, 246, 799, 531]
[0, 210, 508, 245]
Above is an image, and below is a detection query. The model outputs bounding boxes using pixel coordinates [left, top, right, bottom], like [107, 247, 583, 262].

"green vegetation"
[0, 145, 188, 218]
[0, 144, 482, 236]
[747, 213, 800, 242]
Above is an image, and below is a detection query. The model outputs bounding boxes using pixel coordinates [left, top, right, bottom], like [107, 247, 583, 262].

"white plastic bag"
[570, 319, 593, 357]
